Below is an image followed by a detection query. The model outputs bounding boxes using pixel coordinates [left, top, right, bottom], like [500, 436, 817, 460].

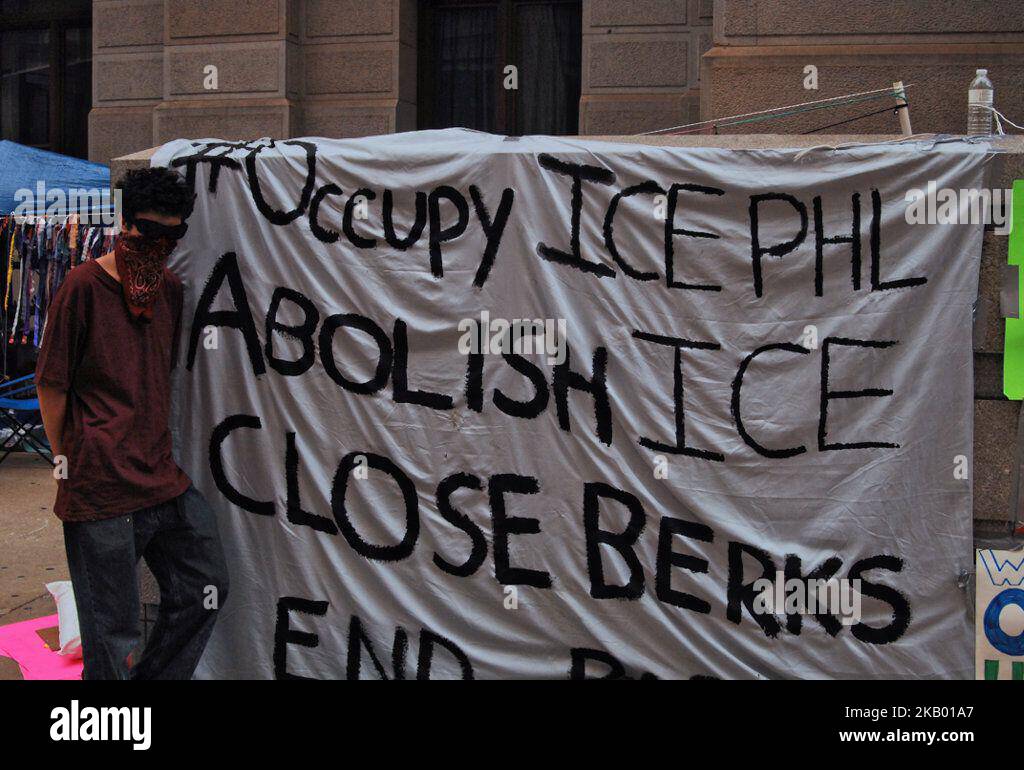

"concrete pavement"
[0, 453, 68, 679]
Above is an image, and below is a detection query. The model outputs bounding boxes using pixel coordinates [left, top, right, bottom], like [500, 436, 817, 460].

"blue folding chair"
[0, 374, 54, 466]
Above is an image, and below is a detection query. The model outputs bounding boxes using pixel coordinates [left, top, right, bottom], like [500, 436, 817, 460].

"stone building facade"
[89, 0, 717, 165]
[88, 0, 1024, 156]
[704, 0, 1024, 135]
[94, 0, 1024, 536]
[578, 0, 712, 134]
[90, 0, 415, 166]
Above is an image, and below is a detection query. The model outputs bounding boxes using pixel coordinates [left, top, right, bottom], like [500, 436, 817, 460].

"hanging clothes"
[0, 214, 116, 350]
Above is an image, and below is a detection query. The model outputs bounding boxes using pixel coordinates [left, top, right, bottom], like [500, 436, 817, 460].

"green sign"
[1005, 181, 1024, 399]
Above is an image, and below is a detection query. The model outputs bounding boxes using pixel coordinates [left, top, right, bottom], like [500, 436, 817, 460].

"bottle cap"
[978, 68, 988, 75]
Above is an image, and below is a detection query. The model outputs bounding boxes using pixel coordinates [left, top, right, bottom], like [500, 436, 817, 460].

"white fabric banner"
[152, 130, 986, 679]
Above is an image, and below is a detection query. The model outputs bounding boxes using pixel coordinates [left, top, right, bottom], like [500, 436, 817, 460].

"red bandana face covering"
[113, 234, 177, 322]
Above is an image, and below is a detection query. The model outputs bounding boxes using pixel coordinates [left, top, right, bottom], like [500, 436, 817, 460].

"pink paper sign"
[0, 614, 83, 680]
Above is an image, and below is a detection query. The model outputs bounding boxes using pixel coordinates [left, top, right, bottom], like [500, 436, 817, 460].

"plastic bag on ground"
[45, 581, 82, 659]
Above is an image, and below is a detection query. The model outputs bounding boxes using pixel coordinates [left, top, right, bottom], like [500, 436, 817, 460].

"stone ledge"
[715, 0, 1024, 47]
[580, 91, 700, 134]
[152, 97, 298, 144]
[704, 41, 1024, 59]
[163, 0, 296, 45]
[300, 98, 414, 137]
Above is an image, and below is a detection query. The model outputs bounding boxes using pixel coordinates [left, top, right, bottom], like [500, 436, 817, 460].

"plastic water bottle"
[968, 68, 994, 136]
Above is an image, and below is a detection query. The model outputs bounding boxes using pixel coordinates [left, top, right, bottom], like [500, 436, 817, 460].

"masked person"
[35, 167, 229, 680]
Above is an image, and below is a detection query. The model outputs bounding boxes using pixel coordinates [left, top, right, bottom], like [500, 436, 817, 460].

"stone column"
[152, 0, 301, 145]
[579, 0, 712, 135]
[297, 0, 417, 137]
[88, 0, 166, 166]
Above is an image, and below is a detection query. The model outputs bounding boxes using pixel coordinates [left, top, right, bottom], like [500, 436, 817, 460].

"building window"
[0, 1, 92, 158]
[419, 0, 582, 136]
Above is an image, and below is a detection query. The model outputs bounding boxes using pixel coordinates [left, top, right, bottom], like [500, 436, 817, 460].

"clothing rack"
[0, 214, 117, 379]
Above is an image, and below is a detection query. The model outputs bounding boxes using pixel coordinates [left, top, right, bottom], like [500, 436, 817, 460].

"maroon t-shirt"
[34, 258, 191, 522]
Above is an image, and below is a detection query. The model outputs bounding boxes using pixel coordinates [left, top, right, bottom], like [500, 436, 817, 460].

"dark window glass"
[421, 1, 581, 136]
[62, 26, 92, 159]
[432, 5, 498, 132]
[514, 2, 581, 135]
[0, 1, 91, 158]
[0, 28, 51, 149]
[1, 1, 45, 12]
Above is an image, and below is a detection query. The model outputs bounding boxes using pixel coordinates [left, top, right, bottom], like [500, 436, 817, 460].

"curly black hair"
[115, 166, 195, 224]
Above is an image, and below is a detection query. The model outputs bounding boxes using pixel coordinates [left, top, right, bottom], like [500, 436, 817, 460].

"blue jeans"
[62, 484, 229, 680]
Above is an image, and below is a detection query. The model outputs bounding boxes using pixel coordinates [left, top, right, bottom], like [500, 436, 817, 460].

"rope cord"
[980, 104, 1024, 132]
[642, 84, 914, 136]
[802, 103, 908, 135]
[663, 91, 901, 136]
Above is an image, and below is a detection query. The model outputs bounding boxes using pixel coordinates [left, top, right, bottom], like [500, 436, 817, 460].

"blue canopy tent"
[0, 140, 111, 218]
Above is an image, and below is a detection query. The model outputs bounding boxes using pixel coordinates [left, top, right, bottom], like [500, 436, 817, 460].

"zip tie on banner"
[791, 134, 938, 161]
[790, 129, 1022, 161]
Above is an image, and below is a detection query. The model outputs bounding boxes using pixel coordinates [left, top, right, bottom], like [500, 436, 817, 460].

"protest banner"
[153, 130, 986, 678]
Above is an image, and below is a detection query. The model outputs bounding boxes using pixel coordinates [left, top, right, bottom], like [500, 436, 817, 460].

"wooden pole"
[893, 80, 912, 135]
